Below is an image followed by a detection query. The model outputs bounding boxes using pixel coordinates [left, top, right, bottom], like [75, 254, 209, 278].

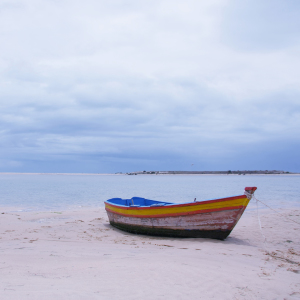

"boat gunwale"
[104, 194, 247, 211]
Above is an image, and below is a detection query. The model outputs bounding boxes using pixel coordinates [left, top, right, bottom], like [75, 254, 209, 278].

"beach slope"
[0, 208, 300, 299]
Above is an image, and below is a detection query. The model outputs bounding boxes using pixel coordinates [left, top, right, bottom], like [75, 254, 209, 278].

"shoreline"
[1, 206, 300, 299]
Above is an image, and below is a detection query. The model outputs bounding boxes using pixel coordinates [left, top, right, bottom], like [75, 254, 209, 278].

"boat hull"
[105, 194, 251, 240]
[109, 220, 232, 240]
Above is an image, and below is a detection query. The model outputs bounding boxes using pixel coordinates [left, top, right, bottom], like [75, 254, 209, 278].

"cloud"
[221, 0, 300, 51]
[0, 0, 299, 172]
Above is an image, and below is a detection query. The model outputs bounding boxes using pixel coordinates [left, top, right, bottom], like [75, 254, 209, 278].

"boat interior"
[106, 197, 173, 207]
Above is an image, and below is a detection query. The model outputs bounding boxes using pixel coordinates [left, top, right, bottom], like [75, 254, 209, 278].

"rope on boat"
[255, 197, 267, 246]
[252, 195, 300, 226]
[244, 191, 300, 250]
[245, 191, 267, 243]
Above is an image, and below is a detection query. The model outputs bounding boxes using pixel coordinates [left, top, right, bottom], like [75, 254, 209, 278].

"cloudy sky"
[1, 0, 300, 173]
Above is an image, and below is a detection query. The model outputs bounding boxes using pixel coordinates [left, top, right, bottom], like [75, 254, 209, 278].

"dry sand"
[0, 207, 300, 300]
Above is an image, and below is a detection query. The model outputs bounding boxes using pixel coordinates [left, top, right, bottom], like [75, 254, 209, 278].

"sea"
[0, 174, 299, 212]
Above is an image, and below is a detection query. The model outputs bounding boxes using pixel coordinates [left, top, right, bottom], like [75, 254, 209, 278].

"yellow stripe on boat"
[105, 196, 249, 217]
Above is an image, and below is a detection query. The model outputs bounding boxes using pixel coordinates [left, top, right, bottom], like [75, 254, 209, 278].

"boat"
[104, 187, 257, 240]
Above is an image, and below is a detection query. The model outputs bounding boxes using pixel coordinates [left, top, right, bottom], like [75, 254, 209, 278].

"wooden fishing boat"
[104, 187, 257, 240]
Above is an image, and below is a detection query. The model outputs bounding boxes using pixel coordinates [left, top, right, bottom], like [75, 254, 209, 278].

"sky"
[0, 0, 300, 173]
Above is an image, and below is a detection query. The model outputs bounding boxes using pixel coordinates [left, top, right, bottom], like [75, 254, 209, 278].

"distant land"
[0, 170, 297, 176]
[124, 170, 294, 175]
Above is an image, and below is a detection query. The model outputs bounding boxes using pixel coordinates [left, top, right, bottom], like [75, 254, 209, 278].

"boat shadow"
[104, 224, 252, 246]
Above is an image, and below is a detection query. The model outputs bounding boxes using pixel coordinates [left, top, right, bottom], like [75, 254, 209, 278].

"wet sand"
[0, 207, 300, 299]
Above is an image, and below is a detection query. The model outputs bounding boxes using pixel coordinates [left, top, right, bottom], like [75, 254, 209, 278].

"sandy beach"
[1, 207, 300, 299]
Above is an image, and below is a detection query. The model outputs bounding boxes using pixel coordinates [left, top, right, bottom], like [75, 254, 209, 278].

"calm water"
[0, 174, 299, 211]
